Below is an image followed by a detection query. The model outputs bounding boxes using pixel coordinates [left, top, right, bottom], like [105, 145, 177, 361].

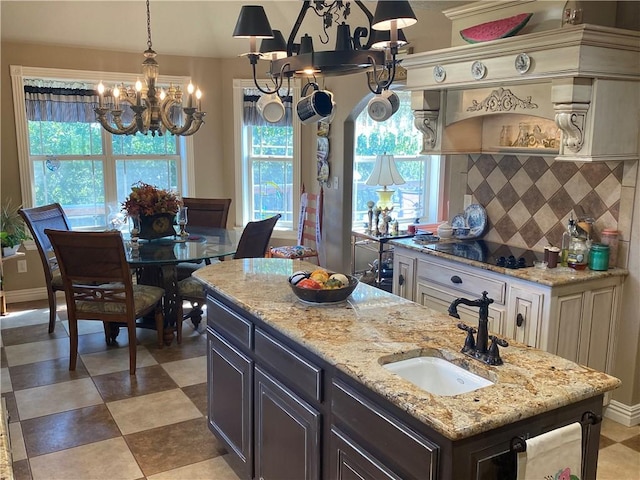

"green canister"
[588, 243, 610, 271]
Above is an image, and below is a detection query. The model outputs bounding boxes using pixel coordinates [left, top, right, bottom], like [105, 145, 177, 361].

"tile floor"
[1, 300, 639, 479]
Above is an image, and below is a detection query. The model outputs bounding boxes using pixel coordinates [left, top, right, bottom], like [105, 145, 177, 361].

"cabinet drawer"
[417, 257, 506, 304]
[207, 297, 252, 349]
[332, 379, 438, 480]
[255, 328, 322, 402]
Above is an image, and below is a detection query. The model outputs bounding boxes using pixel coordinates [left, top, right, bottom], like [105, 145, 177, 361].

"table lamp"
[365, 154, 405, 213]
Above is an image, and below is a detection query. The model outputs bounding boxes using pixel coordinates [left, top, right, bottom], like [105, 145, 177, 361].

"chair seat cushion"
[76, 284, 164, 316]
[178, 276, 205, 300]
[270, 245, 318, 259]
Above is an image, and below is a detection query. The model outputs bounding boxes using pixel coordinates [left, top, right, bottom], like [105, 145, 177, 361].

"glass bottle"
[567, 236, 589, 270]
[561, 214, 576, 267]
[600, 229, 619, 268]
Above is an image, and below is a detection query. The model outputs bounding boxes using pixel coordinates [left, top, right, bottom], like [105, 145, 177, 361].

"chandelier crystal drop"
[94, 0, 205, 136]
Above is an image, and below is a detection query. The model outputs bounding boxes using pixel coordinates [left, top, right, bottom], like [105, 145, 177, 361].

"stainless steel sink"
[383, 356, 494, 396]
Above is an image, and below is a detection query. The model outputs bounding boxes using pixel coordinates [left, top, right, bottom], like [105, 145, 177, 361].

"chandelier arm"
[158, 97, 205, 136]
[251, 62, 285, 95]
[354, 0, 375, 49]
[366, 55, 385, 94]
[95, 111, 139, 136]
[287, 1, 313, 56]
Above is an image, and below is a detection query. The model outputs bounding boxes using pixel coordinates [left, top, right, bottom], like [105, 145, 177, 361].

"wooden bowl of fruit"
[288, 269, 359, 304]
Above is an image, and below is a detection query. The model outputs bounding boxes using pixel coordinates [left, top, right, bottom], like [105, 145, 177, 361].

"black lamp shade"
[233, 5, 274, 38]
[370, 28, 408, 49]
[372, 1, 417, 31]
[260, 29, 287, 58]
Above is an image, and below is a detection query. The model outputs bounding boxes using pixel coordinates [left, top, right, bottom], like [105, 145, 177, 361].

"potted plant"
[1, 200, 31, 257]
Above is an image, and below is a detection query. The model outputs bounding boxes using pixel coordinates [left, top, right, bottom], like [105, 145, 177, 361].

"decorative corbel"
[554, 102, 589, 153]
[413, 110, 439, 153]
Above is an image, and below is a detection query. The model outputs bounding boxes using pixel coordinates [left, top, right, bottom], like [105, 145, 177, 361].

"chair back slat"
[45, 230, 133, 298]
[234, 214, 281, 259]
[19, 203, 71, 275]
[182, 198, 232, 229]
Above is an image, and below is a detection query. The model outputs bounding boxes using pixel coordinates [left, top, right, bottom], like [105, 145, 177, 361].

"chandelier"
[233, 1, 417, 97]
[94, 0, 205, 136]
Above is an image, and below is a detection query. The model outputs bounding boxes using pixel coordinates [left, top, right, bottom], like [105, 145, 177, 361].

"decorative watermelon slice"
[460, 13, 533, 44]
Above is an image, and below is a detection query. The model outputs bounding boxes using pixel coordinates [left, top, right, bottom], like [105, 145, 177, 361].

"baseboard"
[4, 287, 49, 305]
[604, 400, 640, 427]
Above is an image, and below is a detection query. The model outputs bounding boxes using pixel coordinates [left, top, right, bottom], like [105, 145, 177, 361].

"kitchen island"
[194, 258, 620, 480]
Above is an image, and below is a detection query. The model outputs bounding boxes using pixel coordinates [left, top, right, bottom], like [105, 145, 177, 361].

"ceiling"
[0, 1, 467, 59]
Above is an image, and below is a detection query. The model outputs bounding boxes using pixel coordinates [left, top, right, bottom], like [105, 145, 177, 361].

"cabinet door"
[207, 328, 253, 476]
[254, 366, 321, 480]
[330, 428, 403, 480]
[392, 252, 416, 301]
[505, 286, 544, 348]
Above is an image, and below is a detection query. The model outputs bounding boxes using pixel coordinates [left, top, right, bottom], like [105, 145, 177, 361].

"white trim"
[232, 78, 301, 229]
[605, 400, 640, 427]
[9, 64, 195, 208]
[4, 287, 50, 304]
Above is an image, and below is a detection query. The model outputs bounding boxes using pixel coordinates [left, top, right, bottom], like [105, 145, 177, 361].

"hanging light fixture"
[94, 0, 205, 136]
[233, 1, 417, 97]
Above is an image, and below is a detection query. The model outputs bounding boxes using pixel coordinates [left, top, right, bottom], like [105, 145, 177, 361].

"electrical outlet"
[333, 176, 339, 189]
[17, 260, 27, 273]
[463, 194, 472, 209]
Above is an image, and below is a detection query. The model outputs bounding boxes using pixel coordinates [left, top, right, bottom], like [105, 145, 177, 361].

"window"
[233, 80, 300, 231]
[352, 90, 441, 228]
[10, 65, 195, 229]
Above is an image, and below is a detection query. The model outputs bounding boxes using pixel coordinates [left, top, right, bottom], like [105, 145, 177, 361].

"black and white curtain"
[24, 79, 99, 123]
[243, 88, 293, 127]
[24, 79, 182, 126]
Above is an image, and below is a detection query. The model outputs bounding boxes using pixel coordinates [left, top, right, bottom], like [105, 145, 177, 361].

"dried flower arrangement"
[121, 181, 181, 218]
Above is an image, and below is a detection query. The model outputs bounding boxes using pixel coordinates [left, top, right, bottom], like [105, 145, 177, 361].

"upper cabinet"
[404, 24, 640, 162]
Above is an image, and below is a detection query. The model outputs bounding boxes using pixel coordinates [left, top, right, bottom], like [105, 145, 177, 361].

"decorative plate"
[464, 203, 488, 238]
[515, 53, 531, 74]
[451, 214, 467, 228]
[433, 65, 446, 83]
[471, 61, 486, 80]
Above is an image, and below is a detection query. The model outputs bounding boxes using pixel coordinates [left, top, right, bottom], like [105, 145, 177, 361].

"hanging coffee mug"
[367, 90, 400, 122]
[297, 82, 334, 124]
[257, 93, 285, 123]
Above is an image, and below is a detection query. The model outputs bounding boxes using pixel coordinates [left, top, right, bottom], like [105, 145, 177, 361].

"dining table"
[124, 226, 240, 345]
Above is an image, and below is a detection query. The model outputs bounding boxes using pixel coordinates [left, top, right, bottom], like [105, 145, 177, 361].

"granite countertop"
[194, 258, 620, 441]
[389, 237, 628, 287]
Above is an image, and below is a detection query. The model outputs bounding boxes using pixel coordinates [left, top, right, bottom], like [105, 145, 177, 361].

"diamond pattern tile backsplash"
[465, 154, 623, 252]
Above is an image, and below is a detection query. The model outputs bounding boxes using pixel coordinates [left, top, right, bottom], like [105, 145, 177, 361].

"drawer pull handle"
[516, 313, 525, 327]
[399, 274, 405, 286]
[451, 275, 462, 284]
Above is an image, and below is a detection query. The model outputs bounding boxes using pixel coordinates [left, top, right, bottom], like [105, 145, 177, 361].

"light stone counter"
[389, 237, 628, 287]
[194, 258, 620, 441]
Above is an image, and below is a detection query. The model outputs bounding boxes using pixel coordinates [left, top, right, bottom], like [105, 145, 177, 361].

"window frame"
[352, 90, 442, 227]
[10, 64, 196, 210]
[232, 79, 301, 233]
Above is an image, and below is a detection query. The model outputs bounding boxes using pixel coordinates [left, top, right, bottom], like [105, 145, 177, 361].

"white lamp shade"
[365, 154, 405, 187]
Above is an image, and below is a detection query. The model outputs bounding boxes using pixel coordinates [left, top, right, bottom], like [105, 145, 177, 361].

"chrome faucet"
[448, 291, 508, 366]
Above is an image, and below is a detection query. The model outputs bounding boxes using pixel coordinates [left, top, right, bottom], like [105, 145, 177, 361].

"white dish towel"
[517, 422, 583, 480]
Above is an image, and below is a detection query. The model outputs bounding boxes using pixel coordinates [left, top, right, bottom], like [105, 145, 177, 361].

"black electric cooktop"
[422, 240, 545, 269]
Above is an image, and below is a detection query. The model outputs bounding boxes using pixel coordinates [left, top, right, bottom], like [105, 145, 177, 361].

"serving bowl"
[289, 274, 359, 304]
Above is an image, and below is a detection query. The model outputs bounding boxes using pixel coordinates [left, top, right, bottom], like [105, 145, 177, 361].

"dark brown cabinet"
[207, 329, 253, 478]
[254, 366, 321, 480]
[206, 290, 603, 480]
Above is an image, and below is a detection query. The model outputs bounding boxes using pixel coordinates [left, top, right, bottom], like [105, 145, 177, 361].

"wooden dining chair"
[19, 203, 71, 333]
[177, 214, 281, 334]
[176, 198, 232, 328]
[270, 190, 323, 265]
[45, 229, 165, 375]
